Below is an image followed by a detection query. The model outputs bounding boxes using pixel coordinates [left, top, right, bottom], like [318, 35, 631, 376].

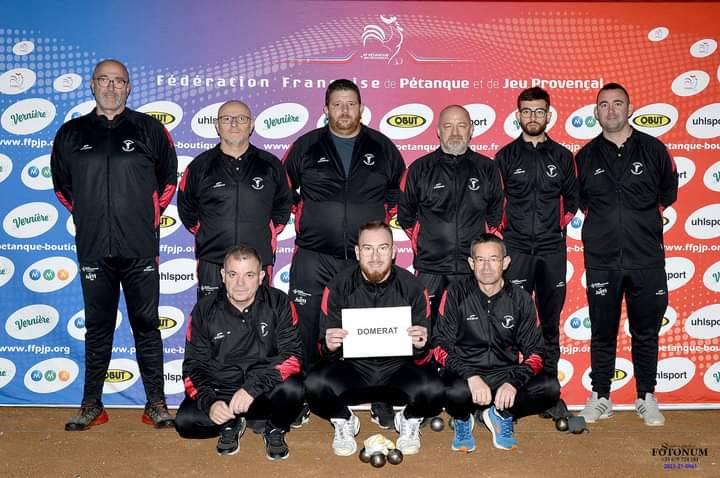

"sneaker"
[451, 415, 475, 453]
[263, 426, 290, 460]
[65, 400, 109, 431]
[482, 406, 518, 451]
[330, 414, 360, 456]
[291, 403, 310, 429]
[635, 393, 665, 426]
[216, 418, 247, 456]
[541, 398, 570, 420]
[394, 410, 423, 455]
[370, 402, 395, 429]
[578, 392, 613, 423]
[141, 400, 175, 428]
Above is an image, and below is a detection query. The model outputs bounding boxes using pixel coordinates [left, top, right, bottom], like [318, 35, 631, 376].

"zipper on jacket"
[106, 123, 113, 256]
[453, 159, 461, 273]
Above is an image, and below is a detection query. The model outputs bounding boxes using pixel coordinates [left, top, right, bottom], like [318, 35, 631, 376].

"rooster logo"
[361, 15, 404, 64]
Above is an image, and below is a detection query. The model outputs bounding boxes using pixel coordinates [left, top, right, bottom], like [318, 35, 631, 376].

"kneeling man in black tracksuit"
[175, 246, 304, 460]
[434, 233, 559, 453]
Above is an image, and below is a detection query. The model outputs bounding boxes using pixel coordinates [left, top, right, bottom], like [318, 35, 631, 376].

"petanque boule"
[370, 452, 387, 468]
[358, 447, 372, 463]
[430, 416, 445, 432]
[387, 448, 403, 465]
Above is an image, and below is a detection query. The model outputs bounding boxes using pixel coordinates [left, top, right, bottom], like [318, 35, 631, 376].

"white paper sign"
[341, 306, 412, 358]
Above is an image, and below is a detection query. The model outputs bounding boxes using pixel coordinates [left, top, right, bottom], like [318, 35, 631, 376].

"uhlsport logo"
[64, 100, 95, 123]
[160, 258, 197, 294]
[581, 357, 634, 392]
[255, 103, 309, 140]
[464, 103, 496, 138]
[703, 259, 720, 293]
[2, 98, 56, 135]
[684, 204, 720, 239]
[273, 263, 291, 294]
[625, 305, 677, 337]
[53, 73, 82, 93]
[361, 15, 405, 64]
[703, 160, 720, 192]
[388, 214, 410, 242]
[690, 38, 717, 58]
[647, 26, 669, 42]
[665, 256, 695, 291]
[5, 304, 59, 340]
[21, 154, 53, 190]
[3, 201, 58, 238]
[563, 306, 591, 341]
[103, 358, 140, 394]
[630, 103, 677, 137]
[380, 104, 433, 140]
[138, 101, 184, 131]
[0, 255, 15, 288]
[277, 213, 296, 242]
[158, 305, 185, 339]
[671, 70, 710, 97]
[557, 358, 574, 387]
[662, 206, 677, 233]
[0, 358, 17, 389]
[703, 361, 720, 393]
[163, 359, 185, 396]
[0, 68, 36, 95]
[686, 103, 720, 139]
[503, 106, 558, 138]
[159, 204, 182, 239]
[24, 357, 79, 394]
[685, 304, 720, 340]
[12, 40, 34, 56]
[673, 156, 696, 188]
[316, 106, 372, 128]
[23, 256, 78, 293]
[67, 309, 122, 341]
[564, 104, 601, 140]
[191, 102, 224, 138]
[566, 211, 584, 241]
[655, 357, 695, 393]
[0, 153, 13, 184]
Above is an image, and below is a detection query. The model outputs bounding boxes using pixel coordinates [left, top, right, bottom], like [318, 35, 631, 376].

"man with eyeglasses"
[433, 233, 559, 453]
[576, 83, 677, 426]
[494, 87, 578, 420]
[178, 100, 291, 298]
[305, 221, 442, 457]
[51, 59, 177, 430]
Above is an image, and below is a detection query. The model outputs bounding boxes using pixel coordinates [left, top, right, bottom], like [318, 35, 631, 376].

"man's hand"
[325, 328, 348, 352]
[407, 325, 428, 349]
[494, 382, 517, 411]
[209, 400, 235, 425]
[467, 375, 492, 405]
[229, 388, 255, 414]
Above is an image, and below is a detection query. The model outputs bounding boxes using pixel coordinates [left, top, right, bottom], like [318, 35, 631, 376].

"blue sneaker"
[482, 406, 518, 450]
[451, 415, 475, 453]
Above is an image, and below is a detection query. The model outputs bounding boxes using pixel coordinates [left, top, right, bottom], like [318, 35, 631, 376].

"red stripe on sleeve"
[525, 353, 544, 375]
[433, 347, 448, 368]
[320, 287, 330, 316]
[158, 183, 176, 210]
[185, 314, 193, 341]
[275, 356, 301, 381]
[438, 291, 448, 316]
[289, 301, 299, 326]
[55, 191, 73, 213]
[183, 376, 199, 399]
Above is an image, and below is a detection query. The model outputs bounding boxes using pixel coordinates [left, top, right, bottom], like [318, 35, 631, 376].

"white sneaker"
[330, 414, 360, 456]
[635, 393, 665, 426]
[394, 410, 422, 455]
[578, 392, 613, 423]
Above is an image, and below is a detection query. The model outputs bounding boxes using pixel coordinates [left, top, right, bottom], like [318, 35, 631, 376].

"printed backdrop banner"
[1, 1, 719, 408]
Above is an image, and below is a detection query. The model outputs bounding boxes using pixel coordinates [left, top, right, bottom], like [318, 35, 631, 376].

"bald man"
[178, 100, 292, 297]
[398, 105, 503, 317]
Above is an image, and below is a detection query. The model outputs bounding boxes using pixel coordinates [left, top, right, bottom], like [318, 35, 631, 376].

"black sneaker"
[263, 426, 290, 460]
[142, 400, 175, 428]
[291, 403, 310, 429]
[370, 402, 394, 429]
[65, 400, 109, 431]
[217, 418, 246, 456]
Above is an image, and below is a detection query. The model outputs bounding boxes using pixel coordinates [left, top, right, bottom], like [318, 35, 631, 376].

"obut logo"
[67, 309, 122, 341]
[564, 104, 601, 140]
[685, 304, 720, 340]
[703, 260, 720, 293]
[317, 107, 372, 128]
[191, 102, 224, 139]
[159, 258, 197, 294]
[703, 160, 720, 192]
[557, 358, 574, 387]
[581, 357, 634, 392]
[563, 306, 591, 341]
[671, 70, 710, 97]
[273, 263, 291, 294]
[53, 73, 82, 93]
[388, 214, 409, 242]
[163, 359, 185, 396]
[0, 357, 17, 389]
[0, 255, 15, 288]
[503, 106, 558, 139]
[684, 204, 720, 239]
[686, 103, 720, 139]
[655, 357, 695, 393]
[255, 103, 309, 140]
[103, 358, 140, 394]
[0, 153, 13, 185]
[665, 256, 695, 291]
[158, 305, 185, 339]
[0, 68, 36, 95]
[630, 103, 677, 137]
[3, 201, 58, 238]
[673, 156, 696, 188]
[64, 100, 96, 123]
[24, 357, 78, 394]
[138, 101, 184, 132]
[22, 256, 78, 293]
[703, 361, 720, 392]
[464, 103, 496, 138]
[662, 206, 677, 233]
[380, 104, 433, 140]
[2, 98, 57, 135]
[159, 204, 181, 238]
[626, 305, 677, 337]
[276, 213, 296, 242]
[21, 154, 53, 190]
[5, 304, 60, 340]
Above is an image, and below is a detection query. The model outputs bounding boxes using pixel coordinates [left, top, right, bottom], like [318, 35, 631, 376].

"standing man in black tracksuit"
[398, 105, 503, 319]
[176, 246, 304, 459]
[178, 100, 291, 297]
[305, 221, 443, 457]
[495, 87, 578, 418]
[283, 79, 406, 426]
[576, 83, 677, 426]
[51, 59, 177, 431]
[433, 233, 559, 453]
